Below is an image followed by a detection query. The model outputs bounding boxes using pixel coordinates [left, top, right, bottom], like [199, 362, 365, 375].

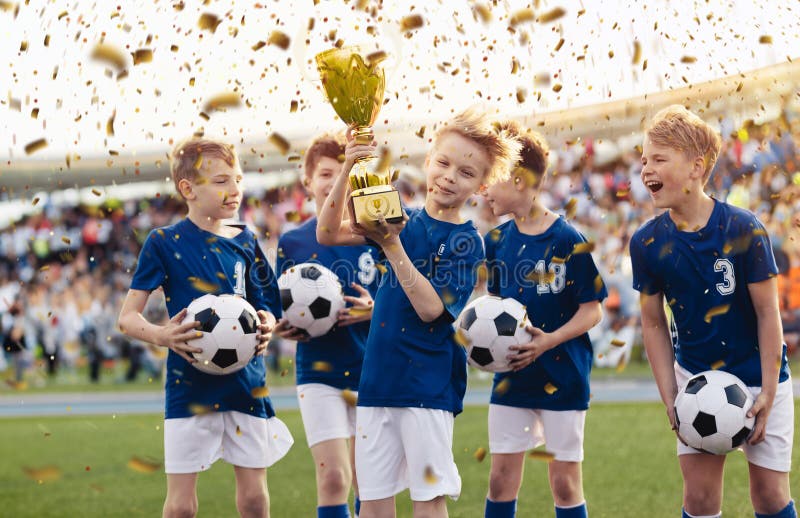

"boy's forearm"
[642, 322, 678, 406]
[317, 168, 350, 244]
[548, 302, 602, 351]
[383, 242, 445, 323]
[118, 313, 164, 347]
[756, 307, 782, 397]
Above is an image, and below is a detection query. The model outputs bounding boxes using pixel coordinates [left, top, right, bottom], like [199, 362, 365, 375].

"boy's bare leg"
[748, 463, 792, 514]
[487, 452, 525, 502]
[233, 466, 268, 518]
[164, 473, 199, 518]
[547, 461, 584, 507]
[310, 438, 353, 506]
[679, 454, 725, 516]
[360, 496, 396, 518]
[412, 496, 447, 518]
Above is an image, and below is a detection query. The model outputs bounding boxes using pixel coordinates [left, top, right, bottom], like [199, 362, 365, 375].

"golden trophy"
[315, 46, 403, 225]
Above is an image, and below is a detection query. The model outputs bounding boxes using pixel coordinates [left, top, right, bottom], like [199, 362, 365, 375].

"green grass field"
[1, 401, 798, 517]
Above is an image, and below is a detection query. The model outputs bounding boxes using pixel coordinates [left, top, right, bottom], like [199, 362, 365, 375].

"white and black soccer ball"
[455, 295, 532, 373]
[184, 294, 260, 375]
[278, 263, 345, 338]
[674, 370, 755, 455]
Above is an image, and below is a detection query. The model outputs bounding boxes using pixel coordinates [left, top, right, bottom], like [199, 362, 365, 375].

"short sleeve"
[567, 235, 607, 303]
[629, 232, 660, 295]
[432, 229, 485, 321]
[130, 230, 166, 292]
[744, 218, 778, 283]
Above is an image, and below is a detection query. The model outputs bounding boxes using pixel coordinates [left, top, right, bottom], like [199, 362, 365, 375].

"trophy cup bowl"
[315, 46, 403, 225]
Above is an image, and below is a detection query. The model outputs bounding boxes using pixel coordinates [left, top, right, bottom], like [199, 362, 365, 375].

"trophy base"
[348, 185, 404, 225]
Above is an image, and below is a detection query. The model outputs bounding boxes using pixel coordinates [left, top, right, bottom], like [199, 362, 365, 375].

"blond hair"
[646, 105, 721, 182]
[493, 119, 549, 188]
[304, 133, 345, 181]
[170, 138, 238, 195]
[433, 108, 521, 185]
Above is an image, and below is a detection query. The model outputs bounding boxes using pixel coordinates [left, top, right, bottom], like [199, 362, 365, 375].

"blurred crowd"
[1, 109, 799, 388]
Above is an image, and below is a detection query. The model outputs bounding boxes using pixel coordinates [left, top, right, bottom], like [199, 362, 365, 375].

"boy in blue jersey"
[481, 121, 606, 518]
[118, 138, 293, 518]
[317, 109, 520, 518]
[630, 105, 795, 518]
[275, 134, 380, 518]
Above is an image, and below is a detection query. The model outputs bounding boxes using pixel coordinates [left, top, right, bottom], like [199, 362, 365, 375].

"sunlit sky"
[1, 0, 797, 162]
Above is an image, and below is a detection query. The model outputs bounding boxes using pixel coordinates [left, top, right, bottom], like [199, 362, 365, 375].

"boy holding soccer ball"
[118, 138, 293, 518]
[630, 105, 795, 518]
[275, 133, 380, 518]
[481, 121, 606, 518]
[317, 109, 519, 518]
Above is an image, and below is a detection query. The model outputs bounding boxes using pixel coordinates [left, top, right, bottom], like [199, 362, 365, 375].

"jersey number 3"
[714, 258, 735, 295]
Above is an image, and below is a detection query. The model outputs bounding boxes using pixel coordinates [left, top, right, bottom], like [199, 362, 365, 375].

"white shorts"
[675, 364, 795, 472]
[488, 404, 586, 462]
[355, 407, 461, 502]
[163, 411, 294, 474]
[297, 383, 357, 447]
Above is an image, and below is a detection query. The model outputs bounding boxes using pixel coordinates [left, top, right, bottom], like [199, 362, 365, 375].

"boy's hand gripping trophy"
[315, 46, 403, 224]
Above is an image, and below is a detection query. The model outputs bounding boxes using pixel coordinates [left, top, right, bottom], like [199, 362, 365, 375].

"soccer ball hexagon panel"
[674, 369, 755, 455]
[184, 294, 260, 375]
[277, 263, 346, 338]
[455, 295, 532, 373]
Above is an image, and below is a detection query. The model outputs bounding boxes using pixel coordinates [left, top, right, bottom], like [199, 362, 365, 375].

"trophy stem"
[352, 126, 374, 146]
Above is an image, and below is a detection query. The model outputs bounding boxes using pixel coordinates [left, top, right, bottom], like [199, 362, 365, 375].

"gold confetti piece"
[0, 2, 17, 12]
[552, 84, 563, 93]
[400, 14, 424, 32]
[474, 446, 487, 462]
[312, 361, 333, 372]
[188, 277, 220, 294]
[758, 35, 772, 44]
[423, 465, 438, 484]
[528, 450, 555, 462]
[91, 43, 127, 70]
[594, 274, 604, 294]
[550, 256, 565, 264]
[610, 339, 626, 347]
[632, 40, 641, 64]
[203, 92, 241, 112]
[680, 56, 696, 64]
[188, 403, 214, 415]
[127, 456, 161, 473]
[736, 82, 743, 92]
[615, 353, 628, 373]
[289, 100, 298, 113]
[43, 34, 50, 46]
[251, 41, 266, 51]
[30, 108, 39, 119]
[537, 7, 566, 23]
[347, 306, 372, 317]
[527, 268, 555, 285]
[572, 241, 595, 254]
[235, 425, 242, 436]
[268, 31, 290, 50]
[643, 237, 655, 246]
[516, 88, 526, 103]
[24, 138, 48, 155]
[132, 48, 153, 65]
[375, 263, 388, 275]
[493, 378, 511, 396]
[543, 382, 558, 395]
[198, 12, 221, 33]
[57, 10, 67, 20]
[342, 388, 358, 407]
[19, 40, 27, 51]
[509, 8, 534, 26]
[285, 211, 301, 223]
[554, 38, 565, 52]
[269, 133, 290, 155]
[454, 328, 471, 348]
[563, 198, 577, 219]
[703, 304, 730, 323]
[106, 110, 115, 136]
[251, 386, 269, 398]
[32, 197, 40, 206]
[711, 360, 726, 370]
[366, 50, 388, 67]
[193, 155, 203, 170]
[61, 236, 71, 245]
[473, 4, 491, 23]
[22, 465, 62, 482]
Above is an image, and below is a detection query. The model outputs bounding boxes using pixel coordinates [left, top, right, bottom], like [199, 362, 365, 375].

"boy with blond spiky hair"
[317, 108, 520, 518]
[481, 120, 606, 518]
[631, 105, 795, 518]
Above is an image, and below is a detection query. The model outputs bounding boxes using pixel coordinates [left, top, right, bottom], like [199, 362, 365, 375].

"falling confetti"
[188, 277, 220, 294]
[197, 13, 222, 33]
[537, 7, 566, 23]
[127, 456, 161, 473]
[400, 14, 424, 32]
[132, 48, 153, 65]
[509, 8, 535, 26]
[474, 447, 487, 462]
[454, 328, 471, 347]
[24, 138, 48, 155]
[203, 92, 242, 112]
[22, 465, 62, 482]
[711, 360, 726, 370]
[251, 386, 269, 398]
[423, 465, 438, 484]
[91, 43, 127, 71]
[312, 361, 333, 372]
[268, 31, 290, 50]
[342, 388, 358, 407]
[703, 304, 730, 323]
[494, 378, 511, 396]
[759, 35, 773, 44]
[269, 133, 291, 155]
[528, 450, 555, 462]
[572, 241, 596, 254]
[543, 382, 558, 395]
[610, 339, 626, 347]
[106, 110, 116, 136]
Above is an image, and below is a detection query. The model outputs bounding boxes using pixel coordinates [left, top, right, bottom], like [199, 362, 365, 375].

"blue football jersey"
[277, 217, 380, 390]
[630, 199, 790, 386]
[130, 218, 281, 419]
[357, 207, 483, 415]
[485, 218, 607, 410]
